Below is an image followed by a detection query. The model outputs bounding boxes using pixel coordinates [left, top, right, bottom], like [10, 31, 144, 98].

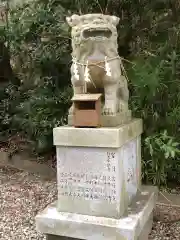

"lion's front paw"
[102, 106, 116, 116]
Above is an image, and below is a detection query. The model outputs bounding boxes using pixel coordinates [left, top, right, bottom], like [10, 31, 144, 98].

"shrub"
[1, 0, 72, 154]
[12, 83, 72, 154]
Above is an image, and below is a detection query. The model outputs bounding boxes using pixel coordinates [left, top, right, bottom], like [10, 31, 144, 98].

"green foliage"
[1, 0, 72, 153]
[0, 84, 18, 142]
[1, 0, 180, 185]
[127, 17, 180, 185]
[7, 0, 70, 86]
[13, 83, 72, 154]
[143, 131, 180, 186]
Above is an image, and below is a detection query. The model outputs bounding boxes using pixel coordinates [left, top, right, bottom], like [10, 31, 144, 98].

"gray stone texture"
[66, 14, 130, 117]
[36, 186, 158, 240]
[68, 111, 132, 127]
[36, 119, 157, 240]
[53, 119, 143, 148]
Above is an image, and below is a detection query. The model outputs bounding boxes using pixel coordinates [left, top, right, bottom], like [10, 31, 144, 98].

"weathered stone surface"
[66, 14, 130, 117]
[138, 213, 153, 240]
[36, 186, 158, 240]
[54, 120, 142, 218]
[68, 110, 132, 127]
[36, 116, 158, 240]
[56, 137, 141, 218]
[53, 118, 143, 148]
[47, 223, 153, 240]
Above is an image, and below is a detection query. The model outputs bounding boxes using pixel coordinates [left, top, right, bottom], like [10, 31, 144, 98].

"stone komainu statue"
[66, 14, 130, 116]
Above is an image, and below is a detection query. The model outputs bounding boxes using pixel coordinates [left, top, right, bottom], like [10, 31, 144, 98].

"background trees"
[1, 0, 180, 185]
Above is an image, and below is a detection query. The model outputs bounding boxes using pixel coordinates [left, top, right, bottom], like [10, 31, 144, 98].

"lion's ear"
[110, 16, 120, 26]
[66, 14, 80, 27]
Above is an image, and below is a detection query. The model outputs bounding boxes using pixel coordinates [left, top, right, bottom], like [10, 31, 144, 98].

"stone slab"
[53, 118, 143, 148]
[56, 137, 141, 218]
[46, 213, 153, 240]
[138, 212, 153, 240]
[68, 111, 132, 127]
[36, 185, 158, 240]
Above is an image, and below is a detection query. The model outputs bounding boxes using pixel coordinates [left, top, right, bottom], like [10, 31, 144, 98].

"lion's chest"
[86, 50, 106, 87]
[88, 62, 105, 86]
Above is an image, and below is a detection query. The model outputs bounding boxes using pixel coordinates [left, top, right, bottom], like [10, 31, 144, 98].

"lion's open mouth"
[83, 28, 112, 39]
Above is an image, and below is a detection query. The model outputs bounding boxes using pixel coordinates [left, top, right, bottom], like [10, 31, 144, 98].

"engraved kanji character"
[112, 176, 116, 182]
[112, 183, 116, 188]
[112, 190, 116, 194]
[112, 166, 116, 172]
[90, 194, 93, 199]
[94, 195, 98, 200]
[111, 152, 115, 158]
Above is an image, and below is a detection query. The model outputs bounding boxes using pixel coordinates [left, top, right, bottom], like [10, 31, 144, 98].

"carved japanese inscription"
[122, 138, 137, 201]
[57, 147, 119, 203]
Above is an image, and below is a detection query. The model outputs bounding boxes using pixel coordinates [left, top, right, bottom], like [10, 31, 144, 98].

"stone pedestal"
[68, 110, 132, 127]
[35, 119, 158, 240]
[36, 186, 157, 240]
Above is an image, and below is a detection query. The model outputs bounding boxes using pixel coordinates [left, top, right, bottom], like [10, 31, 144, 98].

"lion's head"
[66, 14, 119, 45]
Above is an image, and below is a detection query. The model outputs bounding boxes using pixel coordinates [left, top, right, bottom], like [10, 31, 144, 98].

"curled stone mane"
[68, 14, 119, 61]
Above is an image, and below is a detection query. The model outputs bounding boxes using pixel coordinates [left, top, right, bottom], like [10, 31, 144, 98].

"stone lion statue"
[66, 14, 129, 115]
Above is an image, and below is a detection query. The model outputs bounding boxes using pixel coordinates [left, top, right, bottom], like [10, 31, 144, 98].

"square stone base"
[46, 213, 153, 240]
[54, 119, 143, 219]
[36, 186, 158, 240]
[68, 110, 132, 127]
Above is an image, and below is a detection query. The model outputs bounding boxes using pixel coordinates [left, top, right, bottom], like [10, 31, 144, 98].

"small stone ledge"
[68, 110, 132, 127]
[0, 151, 56, 179]
[53, 118, 143, 148]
